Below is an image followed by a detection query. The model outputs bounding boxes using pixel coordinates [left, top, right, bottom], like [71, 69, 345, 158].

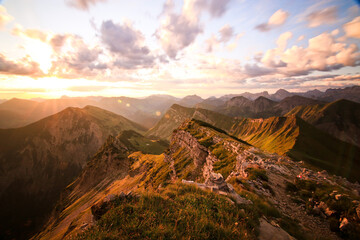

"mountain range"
[1, 85, 360, 240]
[1, 86, 359, 129]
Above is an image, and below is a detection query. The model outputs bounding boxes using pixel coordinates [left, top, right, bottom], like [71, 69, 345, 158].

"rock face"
[259, 217, 295, 240]
[0, 106, 146, 240]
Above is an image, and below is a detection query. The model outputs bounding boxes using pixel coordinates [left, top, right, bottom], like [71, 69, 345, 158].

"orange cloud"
[255, 9, 289, 32]
[343, 17, 360, 39]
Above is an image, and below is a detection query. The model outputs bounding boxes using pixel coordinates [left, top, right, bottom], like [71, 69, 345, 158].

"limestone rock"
[258, 217, 296, 240]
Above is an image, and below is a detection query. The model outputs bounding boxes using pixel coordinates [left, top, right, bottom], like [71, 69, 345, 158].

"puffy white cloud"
[0, 6, 13, 29]
[261, 32, 360, 77]
[255, 9, 289, 32]
[156, 0, 231, 58]
[343, 17, 360, 39]
[306, 6, 337, 28]
[65, 0, 107, 10]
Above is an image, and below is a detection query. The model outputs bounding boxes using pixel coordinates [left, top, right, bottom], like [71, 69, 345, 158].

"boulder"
[258, 217, 296, 240]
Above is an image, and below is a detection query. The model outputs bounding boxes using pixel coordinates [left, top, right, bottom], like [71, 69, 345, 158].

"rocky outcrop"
[258, 217, 295, 240]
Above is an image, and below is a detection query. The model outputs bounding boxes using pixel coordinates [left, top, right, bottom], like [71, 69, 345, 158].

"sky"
[0, 0, 359, 99]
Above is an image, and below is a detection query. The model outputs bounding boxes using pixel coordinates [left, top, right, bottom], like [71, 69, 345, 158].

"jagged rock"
[229, 192, 252, 205]
[205, 172, 229, 191]
[339, 218, 351, 232]
[325, 208, 335, 217]
[317, 201, 334, 217]
[335, 194, 342, 200]
[258, 217, 295, 240]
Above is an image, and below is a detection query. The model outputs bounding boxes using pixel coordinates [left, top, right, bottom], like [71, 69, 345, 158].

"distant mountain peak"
[275, 89, 290, 94]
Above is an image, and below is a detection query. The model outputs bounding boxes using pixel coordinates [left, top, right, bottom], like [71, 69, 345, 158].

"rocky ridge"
[35, 119, 360, 240]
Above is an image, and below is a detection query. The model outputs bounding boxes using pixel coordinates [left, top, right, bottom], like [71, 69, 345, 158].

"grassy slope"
[146, 104, 195, 140]
[286, 99, 360, 146]
[76, 184, 257, 240]
[82, 105, 147, 135]
[230, 116, 298, 155]
[230, 115, 360, 182]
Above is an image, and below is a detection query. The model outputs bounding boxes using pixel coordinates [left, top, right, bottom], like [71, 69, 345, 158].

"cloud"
[207, 0, 231, 18]
[206, 24, 235, 52]
[276, 31, 292, 50]
[306, 6, 337, 28]
[255, 9, 289, 32]
[297, 35, 304, 41]
[12, 24, 49, 42]
[219, 24, 234, 42]
[343, 17, 360, 39]
[244, 64, 275, 77]
[261, 32, 360, 77]
[100, 20, 156, 69]
[65, 0, 107, 10]
[49, 34, 106, 78]
[156, 0, 231, 58]
[0, 54, 43, 76]
[0, 6, 13, 29]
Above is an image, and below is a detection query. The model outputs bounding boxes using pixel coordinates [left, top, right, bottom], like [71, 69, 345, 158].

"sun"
[24, 39, 53, 73]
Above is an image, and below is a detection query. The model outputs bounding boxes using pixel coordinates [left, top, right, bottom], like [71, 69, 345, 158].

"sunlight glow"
[24, 39, 53, 73]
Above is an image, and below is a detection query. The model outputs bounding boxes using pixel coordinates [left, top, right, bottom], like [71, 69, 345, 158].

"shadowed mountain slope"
[286, 99, 360, 147]
[0, 105, 146, 240]
[146, 104, 237, 140]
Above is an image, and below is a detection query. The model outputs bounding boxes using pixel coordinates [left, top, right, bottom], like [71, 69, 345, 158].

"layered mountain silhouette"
[197, 95, 324, 118]
[1, 86, 359, 130]
[0, 106, 146, 239]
